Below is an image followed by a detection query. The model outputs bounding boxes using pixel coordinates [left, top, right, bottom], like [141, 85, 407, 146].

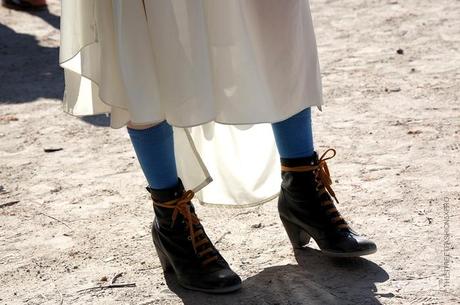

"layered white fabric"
[59, 0, 323, 207]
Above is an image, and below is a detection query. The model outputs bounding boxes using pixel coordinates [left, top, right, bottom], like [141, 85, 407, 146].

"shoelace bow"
[281, 148, 349, 230]
[152, 190, 218, 265]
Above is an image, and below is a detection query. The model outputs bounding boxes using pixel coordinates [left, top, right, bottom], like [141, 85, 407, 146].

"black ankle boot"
[146, 179, 242, 293]
[278, 149, 377, 257]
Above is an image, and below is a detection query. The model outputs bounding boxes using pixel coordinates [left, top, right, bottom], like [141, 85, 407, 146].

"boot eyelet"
[187, 236, 192, 240]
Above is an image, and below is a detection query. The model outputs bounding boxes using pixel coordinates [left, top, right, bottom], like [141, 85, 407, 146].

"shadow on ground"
[79, 114, 111, 127]
[0, 7, 110, 126]
[163, 248, 389, 305]
[0, 8, 62, 103]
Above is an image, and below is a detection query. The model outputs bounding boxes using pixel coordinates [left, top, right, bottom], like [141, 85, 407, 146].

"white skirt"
[59, 0, 323, 207]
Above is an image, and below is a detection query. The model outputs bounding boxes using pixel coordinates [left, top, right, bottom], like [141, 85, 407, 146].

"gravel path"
[0, 1, 459, 304]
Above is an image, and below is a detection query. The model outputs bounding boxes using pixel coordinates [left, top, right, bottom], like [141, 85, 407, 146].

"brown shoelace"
[152, 190, 218, 265]
[281, 148, 349, 230]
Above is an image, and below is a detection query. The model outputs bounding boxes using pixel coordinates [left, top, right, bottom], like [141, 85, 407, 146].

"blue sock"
[271, 108, 315, 158]
[127, 121, 179, 189]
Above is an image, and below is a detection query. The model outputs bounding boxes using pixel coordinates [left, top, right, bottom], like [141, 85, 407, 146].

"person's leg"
[126, 120, 179, 189]
[271, 107, 314, 159]
[126, 120, 241, 293]
[272, 108, 377, 257]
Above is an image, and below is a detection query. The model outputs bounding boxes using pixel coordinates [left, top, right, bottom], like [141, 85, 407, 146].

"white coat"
[59, 0, 323, 207]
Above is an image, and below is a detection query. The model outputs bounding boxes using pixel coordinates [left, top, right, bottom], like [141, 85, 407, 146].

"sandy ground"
[0, 0, 459, 304]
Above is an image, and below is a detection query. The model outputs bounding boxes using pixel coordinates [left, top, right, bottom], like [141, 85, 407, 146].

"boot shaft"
[146, 178, 194, 228]
[280, 152, 319, 198]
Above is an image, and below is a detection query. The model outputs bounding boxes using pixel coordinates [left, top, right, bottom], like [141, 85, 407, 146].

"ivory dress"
[59, 0, 323, 207]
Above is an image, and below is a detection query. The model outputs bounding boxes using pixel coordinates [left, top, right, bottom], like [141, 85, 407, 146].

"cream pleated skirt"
[59, 0, 323, 207]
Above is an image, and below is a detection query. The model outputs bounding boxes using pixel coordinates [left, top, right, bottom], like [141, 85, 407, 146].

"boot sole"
[280, 217, 377, 257]
[180, 282, 242, 294]
[321, 248, 377, 257]
[153, 239, 242, 293]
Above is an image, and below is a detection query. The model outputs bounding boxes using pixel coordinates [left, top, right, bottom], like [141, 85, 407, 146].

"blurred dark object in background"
[2, 0, 47, 11]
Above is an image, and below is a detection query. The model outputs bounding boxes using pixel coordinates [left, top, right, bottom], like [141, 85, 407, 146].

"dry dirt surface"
[1, 0, 459, 304]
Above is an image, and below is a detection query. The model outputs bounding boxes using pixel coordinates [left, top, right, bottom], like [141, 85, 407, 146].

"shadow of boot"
[158, 247, 388, 305]
[291, 246, 390, 304]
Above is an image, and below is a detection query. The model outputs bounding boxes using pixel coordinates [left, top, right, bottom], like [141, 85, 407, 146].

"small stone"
[396, 48, 404, 55]
[385, 87, 401, 93]
[43, 148, 63, 153]
[0, 115, 18, 122]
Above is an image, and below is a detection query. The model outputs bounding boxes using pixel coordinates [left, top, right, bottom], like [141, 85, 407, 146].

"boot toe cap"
[178, 267, 242, 293]
[206, 269, 242, 292]
[355, 236, 377, 253]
